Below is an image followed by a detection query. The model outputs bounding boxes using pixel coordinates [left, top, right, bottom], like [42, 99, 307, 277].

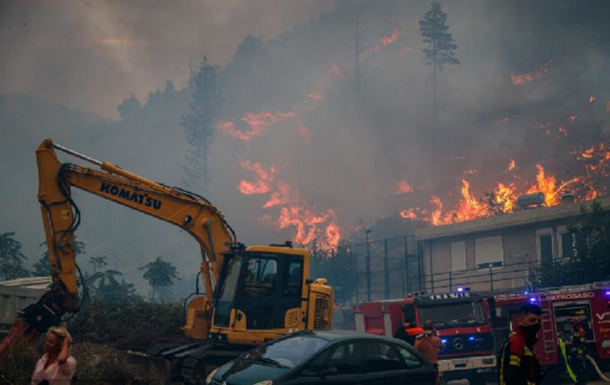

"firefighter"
[569, 318, 587, 385]
[498, 303, 543, 385]
[394, 317, 424, 346]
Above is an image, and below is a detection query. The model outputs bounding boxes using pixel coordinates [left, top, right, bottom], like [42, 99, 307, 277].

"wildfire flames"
[217, 111, 296, 146]
[510, 60, 553, 85]
[277, 206, 340, 249]
[396, 180, 414, 194]
[381, 29, 400, 46]
[401, 149, 609, 226]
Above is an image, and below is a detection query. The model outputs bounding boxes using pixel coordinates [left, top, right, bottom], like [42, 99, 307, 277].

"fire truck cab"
[353, 291, 497, 384]
[493, 282, 610, 370]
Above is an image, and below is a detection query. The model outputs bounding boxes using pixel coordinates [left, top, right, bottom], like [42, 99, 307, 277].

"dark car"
[206, 330, 436, 385]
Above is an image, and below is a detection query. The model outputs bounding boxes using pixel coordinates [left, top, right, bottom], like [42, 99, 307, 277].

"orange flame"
[508, 159, 516, 171]
[381, 29, 400, 46]
[396, 180, 414, 194]
[510, 60, 553, 85]
[400, 208, 418, 219]
[277, 206, 340, 250]
[217, 111, 297, 146]
[558, 126, 568, 137]
[238, 161, 277, 195]
[568, 115, 577, 123]
[590, 96, 596, 103]
[263, 181, 291, 208]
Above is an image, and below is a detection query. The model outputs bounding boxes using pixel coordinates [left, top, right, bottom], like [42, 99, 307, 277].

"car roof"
[296, 329, 404, 343]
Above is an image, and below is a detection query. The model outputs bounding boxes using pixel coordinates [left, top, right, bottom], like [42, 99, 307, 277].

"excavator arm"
[1, 139, 334, 377]
[9, 139, 235, 339]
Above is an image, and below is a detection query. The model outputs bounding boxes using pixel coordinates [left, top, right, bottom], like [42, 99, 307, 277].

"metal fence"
[349, 235, 423, 303]
[331, 236, 546, 304]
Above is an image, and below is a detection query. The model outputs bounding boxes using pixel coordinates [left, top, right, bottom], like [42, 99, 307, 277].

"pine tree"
[419, 1, 459, 124]
[182, 56, 223, 191]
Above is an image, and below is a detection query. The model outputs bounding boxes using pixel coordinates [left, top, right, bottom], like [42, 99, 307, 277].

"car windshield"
[245, 335, 329, 368]
[418, 302, 485, 329]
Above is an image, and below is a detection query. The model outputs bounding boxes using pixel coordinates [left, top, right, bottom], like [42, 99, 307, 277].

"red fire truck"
[353, 291, 497, 384]
[493, 281, 610, 370]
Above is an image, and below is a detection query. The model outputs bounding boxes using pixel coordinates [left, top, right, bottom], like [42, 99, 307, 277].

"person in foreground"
[498, 303, 542, 385]
[415, 320, 446, 384]
[31, 326, 77, 385]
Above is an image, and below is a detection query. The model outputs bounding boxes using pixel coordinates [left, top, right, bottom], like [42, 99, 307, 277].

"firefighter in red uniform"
[569, 318, 587, 385]
[394, 317, 424, 346]
[498, 303, 543, 385]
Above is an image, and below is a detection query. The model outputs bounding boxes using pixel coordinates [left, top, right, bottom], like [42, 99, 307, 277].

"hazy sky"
[0, 0, 338, 118]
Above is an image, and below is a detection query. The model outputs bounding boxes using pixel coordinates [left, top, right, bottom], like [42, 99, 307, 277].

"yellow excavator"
[0, 139, 333, 378]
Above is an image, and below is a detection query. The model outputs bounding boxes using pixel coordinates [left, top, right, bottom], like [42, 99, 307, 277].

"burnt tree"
[182, 56, 222, 190]
[419, 1, 459, 125]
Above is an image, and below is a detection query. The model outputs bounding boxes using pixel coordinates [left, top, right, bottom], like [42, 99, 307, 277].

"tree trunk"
[432, 42, 437, 127]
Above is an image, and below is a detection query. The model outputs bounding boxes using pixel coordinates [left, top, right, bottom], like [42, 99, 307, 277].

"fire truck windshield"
[418, 301, 485, 329]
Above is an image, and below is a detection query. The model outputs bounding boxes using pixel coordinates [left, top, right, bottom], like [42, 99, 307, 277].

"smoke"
[2, 0, 610, 294]
[0, 0, 338, 117]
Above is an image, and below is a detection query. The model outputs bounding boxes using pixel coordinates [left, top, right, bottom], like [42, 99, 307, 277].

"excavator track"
[148, 341, 248, 383]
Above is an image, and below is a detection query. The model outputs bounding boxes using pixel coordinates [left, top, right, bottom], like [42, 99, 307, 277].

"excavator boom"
[0, 139, 333, 380]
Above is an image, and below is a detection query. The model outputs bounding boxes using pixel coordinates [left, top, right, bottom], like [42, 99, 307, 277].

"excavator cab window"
[243, 257, 278, 301]
[284, 261, 303, 297]
[214, 256, 243, 327]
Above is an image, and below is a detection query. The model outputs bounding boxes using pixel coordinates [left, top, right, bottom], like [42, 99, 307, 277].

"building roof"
[0, 276, 52, 290]
[415, 196, 610, 241]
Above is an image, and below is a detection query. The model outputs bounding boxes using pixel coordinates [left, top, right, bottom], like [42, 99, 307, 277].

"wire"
[56, 164, 81, 254]
[172, 186, 237, 241]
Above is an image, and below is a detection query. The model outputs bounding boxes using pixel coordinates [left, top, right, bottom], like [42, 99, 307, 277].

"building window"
[536, 228, 554, 262]
[450, 241, 466, 272]
[475, 235, 503, 269]
[558, 225, 575, 259]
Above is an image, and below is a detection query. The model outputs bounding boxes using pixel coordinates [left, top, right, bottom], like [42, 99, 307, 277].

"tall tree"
[0, 232, 29, 280]
[140, 256, 180, 301]
[182, 55, 223, 191]
[353, 6, 365, 101]
[419, 1, 459, 125]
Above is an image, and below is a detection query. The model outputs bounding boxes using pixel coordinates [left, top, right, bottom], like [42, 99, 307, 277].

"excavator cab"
[203, 243, 332, 345]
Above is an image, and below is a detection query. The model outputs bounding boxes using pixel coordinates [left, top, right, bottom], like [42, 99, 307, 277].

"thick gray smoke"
[1, 0, 610, 296]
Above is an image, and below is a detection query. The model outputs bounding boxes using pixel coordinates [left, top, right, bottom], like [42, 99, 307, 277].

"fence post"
[404, 236, 410, 295]
[417, 241, 423, 291]
[489, 265, 494, 293]
[449, 271, 453, 292]
[366, 233, 371, 301]
[352, 247, 359, 303]
[384, 239, 389, 299]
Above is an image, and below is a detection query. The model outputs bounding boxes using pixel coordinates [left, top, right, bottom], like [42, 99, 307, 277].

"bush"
[0, 334, 38, 385]
[68, 298, 188, 351]
[72, 343, 166, 384]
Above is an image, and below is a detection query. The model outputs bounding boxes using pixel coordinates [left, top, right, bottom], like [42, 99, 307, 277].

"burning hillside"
[400, 143, 610, 226]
